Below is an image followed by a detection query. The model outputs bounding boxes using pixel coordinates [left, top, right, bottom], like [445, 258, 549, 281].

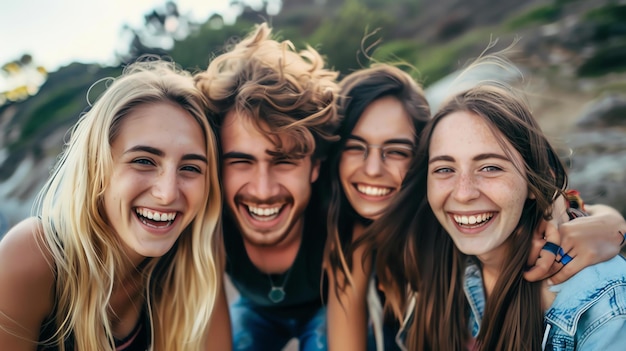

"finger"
[548, 252, 578, 285]
[524, 222, 561, 282]
[556, 221, 575, 257]
[524, 242, 559, 281]
[526, 220, 548, 267]
[556, 247, 573, 265]
[543, 221, 561, 249]
[542, 242, 560, 256]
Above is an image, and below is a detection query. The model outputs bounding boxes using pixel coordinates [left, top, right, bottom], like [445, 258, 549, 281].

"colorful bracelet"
[564, 189, 588, 220]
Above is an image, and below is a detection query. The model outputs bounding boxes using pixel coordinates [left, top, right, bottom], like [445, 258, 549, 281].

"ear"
[310, 158, 321, 183]
[528, 188, 536, 200]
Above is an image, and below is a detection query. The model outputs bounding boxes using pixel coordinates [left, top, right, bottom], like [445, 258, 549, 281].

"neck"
[478, 249, 508, 297]
[110, 263, 147, 337]
[352, 222, 368, 240]
[477, 237, 515, 296]
[244, 221, 304, 274]
[480, 264, 501, 297]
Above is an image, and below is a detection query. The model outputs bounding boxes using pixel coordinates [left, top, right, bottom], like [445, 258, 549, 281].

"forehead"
[221, 110, 264, 149]
[430, 111, 507, 154]
[221, 110, 295, 158]
[115, 101, 205, 147]
[351, 96, 415, 141]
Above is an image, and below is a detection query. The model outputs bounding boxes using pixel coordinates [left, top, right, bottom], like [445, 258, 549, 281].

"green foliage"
[8, 0, 626, 168]
[308, 0, 393, 74]
[582, 3, 626, 42]
[169, 21, 257, 73]
[368, 40, 424, 80]
[577, 39, 626, 77]
[584, 3, 626, 21]
[9, 87, 83, 152]
[412, 28, 495, 87]
[595, 79, 626, 96]
[505, 3, 561, 30]
[371, 40, 424, 65]
[7, 65, 121, 153]
[361, 0, 421, 16]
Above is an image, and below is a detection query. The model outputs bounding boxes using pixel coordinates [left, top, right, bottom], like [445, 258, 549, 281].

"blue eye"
[433, 167, 453, 174]
[181, 165, 202, 173]
[132, 158, 154, 166]
[482, 165, 503, 172]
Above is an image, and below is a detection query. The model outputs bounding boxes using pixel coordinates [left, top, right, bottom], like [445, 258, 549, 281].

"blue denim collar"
[545, 256, 626, 335]
[464, 259, 485, 337]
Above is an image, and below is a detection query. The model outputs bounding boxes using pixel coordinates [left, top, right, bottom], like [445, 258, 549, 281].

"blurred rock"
[564, 129, 626, 215]
[576, 93, 626, 127]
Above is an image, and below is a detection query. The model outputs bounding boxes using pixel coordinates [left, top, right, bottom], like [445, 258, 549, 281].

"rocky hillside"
[1, 0, 625, 235]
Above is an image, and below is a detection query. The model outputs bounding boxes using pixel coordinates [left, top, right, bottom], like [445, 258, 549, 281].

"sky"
[0, 0, 262, 79]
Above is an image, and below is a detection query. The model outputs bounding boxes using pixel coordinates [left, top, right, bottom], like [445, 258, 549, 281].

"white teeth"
[356, 184, 391, 197]
[136, 208, 177, 222]
[247, 205, 281, 221]
[453, 213, 493, 226]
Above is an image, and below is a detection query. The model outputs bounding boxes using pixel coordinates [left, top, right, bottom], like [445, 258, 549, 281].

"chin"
[355, 208, 384, 221]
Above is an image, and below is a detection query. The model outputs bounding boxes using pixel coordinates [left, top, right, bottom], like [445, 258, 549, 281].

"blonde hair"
[195, 22, 340, 159]
[33, 58, 223, 350]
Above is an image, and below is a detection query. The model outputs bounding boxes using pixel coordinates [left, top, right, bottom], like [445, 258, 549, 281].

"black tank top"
[38, 306, 151, 350]
[224, 207, 327, 319]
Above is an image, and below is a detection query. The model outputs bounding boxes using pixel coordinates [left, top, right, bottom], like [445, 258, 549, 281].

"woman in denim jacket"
[465, 252, 626, 350]
[367, 74, 626, 350]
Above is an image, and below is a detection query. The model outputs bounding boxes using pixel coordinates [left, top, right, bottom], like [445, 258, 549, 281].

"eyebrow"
[126, 145, 208, 163]
[347, 135, 415, 146]
[429, 153, 510, 164]
[222, 151, 256, 161]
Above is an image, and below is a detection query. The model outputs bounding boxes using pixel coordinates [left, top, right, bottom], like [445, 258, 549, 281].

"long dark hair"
[370, 82, 568, 350]
[323, 64, 430, 298]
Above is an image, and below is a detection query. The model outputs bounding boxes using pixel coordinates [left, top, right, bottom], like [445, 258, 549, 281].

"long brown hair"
[369, 82, 568, 350]
[194, 22, 340, 161]
[325, 64, 430, 300]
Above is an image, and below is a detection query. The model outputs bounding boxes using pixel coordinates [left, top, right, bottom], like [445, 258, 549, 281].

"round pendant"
[268, 287, 286, 303]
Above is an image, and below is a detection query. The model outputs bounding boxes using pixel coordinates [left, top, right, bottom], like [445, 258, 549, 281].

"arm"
[326, 226, 371, 351]
[577, 317, 626, 351]
[551, 204, 626, 284]
[524, 193, 625, 283]
[0, 217, 55, 350]
[205, 281, 232, 351]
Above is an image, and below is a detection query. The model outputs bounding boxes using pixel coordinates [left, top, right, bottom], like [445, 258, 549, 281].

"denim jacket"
[465, 255, 626, 350]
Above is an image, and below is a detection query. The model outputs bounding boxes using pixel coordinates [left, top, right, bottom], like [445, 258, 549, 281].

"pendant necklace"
[267, 266, 293, 303]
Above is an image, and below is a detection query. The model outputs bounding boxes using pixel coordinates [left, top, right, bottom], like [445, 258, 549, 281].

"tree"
[308, 0, 392, 75]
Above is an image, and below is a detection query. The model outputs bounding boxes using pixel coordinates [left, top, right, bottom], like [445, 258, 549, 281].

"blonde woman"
[0, 59, 230, 350]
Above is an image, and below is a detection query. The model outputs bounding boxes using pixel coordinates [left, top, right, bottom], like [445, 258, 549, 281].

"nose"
[248, 165, 278, 200]
[453, 172, 480, 203]
[151, 168, 179, 204]
[363, 147, 384, 177]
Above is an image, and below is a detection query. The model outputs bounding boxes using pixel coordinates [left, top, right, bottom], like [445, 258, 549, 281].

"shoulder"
[546, 256, 626, 336]
[0, 217, 55, 276]
[0, 217, 55, 326]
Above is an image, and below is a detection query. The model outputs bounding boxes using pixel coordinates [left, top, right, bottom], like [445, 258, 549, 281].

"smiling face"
[339, 95, 415, 220]
[427, 110, 529, 263]
[220, 111, 320, 247]
[103, 101, 208, 264]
